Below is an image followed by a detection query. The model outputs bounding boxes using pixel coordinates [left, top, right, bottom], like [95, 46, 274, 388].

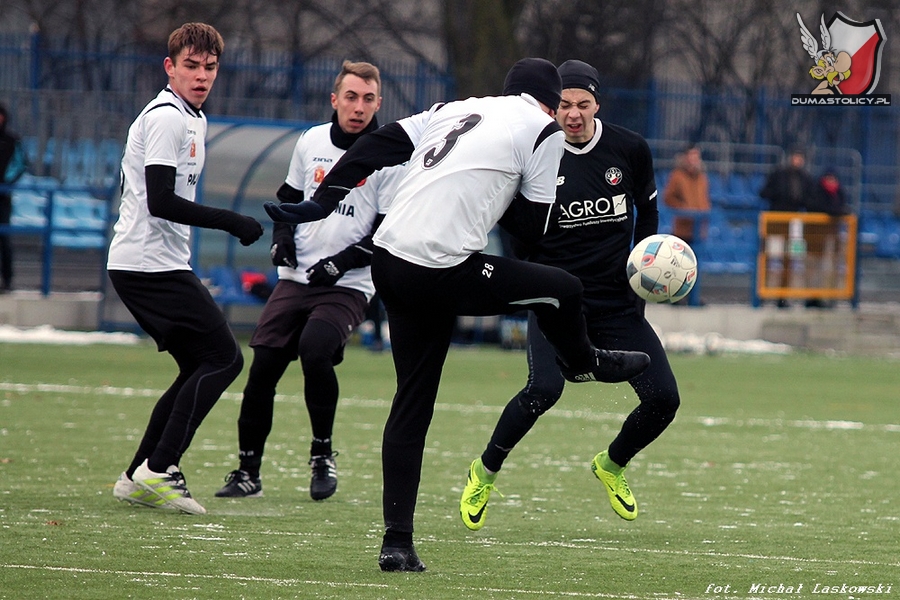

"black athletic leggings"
[127, 322, 243, 475]
[481, 308, 680, 472]
[236, 320, 345, 462]
[371, 247, 595, 538]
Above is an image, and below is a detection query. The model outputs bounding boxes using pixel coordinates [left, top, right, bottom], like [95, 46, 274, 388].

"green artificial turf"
[1, 341, 897, 599]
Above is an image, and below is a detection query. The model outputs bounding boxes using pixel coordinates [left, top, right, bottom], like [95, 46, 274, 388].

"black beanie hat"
[558, 59, 601, 103]
[503, 58, 562, 110]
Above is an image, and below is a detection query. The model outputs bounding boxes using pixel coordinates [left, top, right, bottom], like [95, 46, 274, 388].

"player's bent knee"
[517, 388, 563, 417]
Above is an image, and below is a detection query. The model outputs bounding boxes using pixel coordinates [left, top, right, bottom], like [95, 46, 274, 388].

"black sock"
[382, 530, 413, 548]
[311, 437, 332, 457]
[239, 450, 262, 478]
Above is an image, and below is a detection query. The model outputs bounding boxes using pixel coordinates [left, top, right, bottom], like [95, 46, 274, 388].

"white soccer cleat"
[132, 460, 207, 515]
[113, 472, 172, 509]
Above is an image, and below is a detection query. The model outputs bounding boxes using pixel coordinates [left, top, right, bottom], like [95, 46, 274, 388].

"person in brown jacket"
[663, 145, 710, 244]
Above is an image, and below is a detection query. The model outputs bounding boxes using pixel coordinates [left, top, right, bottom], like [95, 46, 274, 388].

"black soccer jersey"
[527, 119, 659, 312]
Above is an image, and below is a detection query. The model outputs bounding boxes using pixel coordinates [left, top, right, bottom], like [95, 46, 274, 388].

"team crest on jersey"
[314, 166, 326, 183]
[190, 141, 196, 158]
[605, 167, 623, 185]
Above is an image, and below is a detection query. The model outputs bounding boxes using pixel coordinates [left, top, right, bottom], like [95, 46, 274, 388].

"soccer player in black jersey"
[459, 59, 681, 529]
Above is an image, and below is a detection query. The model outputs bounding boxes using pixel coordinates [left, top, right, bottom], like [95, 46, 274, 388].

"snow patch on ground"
[0, 324, 791, 354]
[661, 331, 792, 355]
[0, 324, 141, 345]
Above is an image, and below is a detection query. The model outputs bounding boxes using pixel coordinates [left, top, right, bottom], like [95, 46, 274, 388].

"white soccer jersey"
[279, 122, 402, 299]
[374, 94, 564, 268]
[107, 88, 206, 272]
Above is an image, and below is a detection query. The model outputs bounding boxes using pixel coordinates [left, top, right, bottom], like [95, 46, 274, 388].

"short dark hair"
[168, 23, 224, 62]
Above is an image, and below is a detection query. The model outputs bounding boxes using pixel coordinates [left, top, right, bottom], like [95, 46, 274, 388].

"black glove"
[270, 222, 298, 268]
[306, 254, 351, 287]
[264, 200, 328, 224]
[226, 214, 264, 246]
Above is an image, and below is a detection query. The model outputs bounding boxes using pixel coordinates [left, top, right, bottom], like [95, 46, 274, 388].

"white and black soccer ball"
[626, 234, 698, 303]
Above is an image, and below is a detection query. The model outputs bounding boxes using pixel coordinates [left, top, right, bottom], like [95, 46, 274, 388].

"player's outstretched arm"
[265, 123, 415, 224]
[145, 164, 263, 245]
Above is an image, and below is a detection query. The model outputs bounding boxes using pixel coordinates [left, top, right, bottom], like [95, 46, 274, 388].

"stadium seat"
[706, 172, 726, 206]
[98, 139, 124, 184]
[874, 214, 900, 259]
[655, 169, 669, 192]
[11, 190, 48, 227]
[203, 265, 267, 306]
[47, 190, 109, 249]
[747, 173, 765, 195]
[722, 173, 764, 208]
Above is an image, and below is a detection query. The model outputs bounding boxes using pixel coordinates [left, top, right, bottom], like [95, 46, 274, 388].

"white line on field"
[1, 563, 644, 597]
[0, 563, 389, 588]
[2, 382, 898, 434]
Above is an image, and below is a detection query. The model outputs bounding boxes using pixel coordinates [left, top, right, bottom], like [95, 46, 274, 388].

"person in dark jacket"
[759, 149, 817, 212]
[0, 104, 27, 292]
[810, 169, 849, 216]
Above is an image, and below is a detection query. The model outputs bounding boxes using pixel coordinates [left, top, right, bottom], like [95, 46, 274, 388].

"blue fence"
[0, 31, 454, 126]
[3, 31, 897, 212]
[1, 176, 115, 295]
[3, 31, 900, 304]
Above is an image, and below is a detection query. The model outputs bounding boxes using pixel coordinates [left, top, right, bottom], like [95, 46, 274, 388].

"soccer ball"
[626, 234, 698, 303]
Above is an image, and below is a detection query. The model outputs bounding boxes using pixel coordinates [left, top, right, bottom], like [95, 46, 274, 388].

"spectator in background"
[759, 149, 828, 309]
[806, 169, 850, 309]
[810, 169, 849, 216]
[759, 148, 817, 211]
[662, 144, 710, 244]
[0, 103, 28, 293]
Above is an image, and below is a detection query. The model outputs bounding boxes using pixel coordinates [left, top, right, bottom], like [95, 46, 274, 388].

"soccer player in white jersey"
[266, 57, 651, 572]
[108, 23, 263, 515]
[460, 59, 681, 530]
[214, 61, 403, 502]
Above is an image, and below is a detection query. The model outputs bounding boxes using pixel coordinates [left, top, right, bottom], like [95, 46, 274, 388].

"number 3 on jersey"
[423, 114, 482, 169]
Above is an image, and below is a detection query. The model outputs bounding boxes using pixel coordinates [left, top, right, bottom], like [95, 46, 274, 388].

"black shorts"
[249, 279, 369, 357]
[108, 269, 227, 351]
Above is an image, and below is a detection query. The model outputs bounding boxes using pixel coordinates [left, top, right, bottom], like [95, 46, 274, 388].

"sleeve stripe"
[533, 121, 562, 153]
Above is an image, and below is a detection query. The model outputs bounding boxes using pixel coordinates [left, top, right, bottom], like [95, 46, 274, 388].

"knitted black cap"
[558, 59, 601, 103]
[502, 58, 562, 110]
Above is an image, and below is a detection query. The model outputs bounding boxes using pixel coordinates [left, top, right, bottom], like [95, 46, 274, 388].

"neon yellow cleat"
[459, 459, 502, 531]
[591, 451, 638, 521]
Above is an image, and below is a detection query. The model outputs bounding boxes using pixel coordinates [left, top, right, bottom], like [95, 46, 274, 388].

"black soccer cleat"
[309, 452, 338, 501]
[214, 469, 263, 498]
[559, 348, 650, 384]
[378, 544, 427, 572]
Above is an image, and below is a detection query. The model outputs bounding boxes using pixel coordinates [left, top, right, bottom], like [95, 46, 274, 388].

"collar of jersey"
[329, 111, 379, 150]
[164, 87, 203, 118]
[564, 118, 602, 155]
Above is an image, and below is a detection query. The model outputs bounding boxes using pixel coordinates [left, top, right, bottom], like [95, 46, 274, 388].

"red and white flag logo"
[826, 12, 886, 95]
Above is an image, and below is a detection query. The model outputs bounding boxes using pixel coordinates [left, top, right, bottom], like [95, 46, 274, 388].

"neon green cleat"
[133, 460, 207, 515]
[113, 472, 171, 509]
[459, 459, 502, 531]
[591, 451, 638, 521]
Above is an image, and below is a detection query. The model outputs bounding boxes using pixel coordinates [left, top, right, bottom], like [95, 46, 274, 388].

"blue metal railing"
[0, 182, 115, 296]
